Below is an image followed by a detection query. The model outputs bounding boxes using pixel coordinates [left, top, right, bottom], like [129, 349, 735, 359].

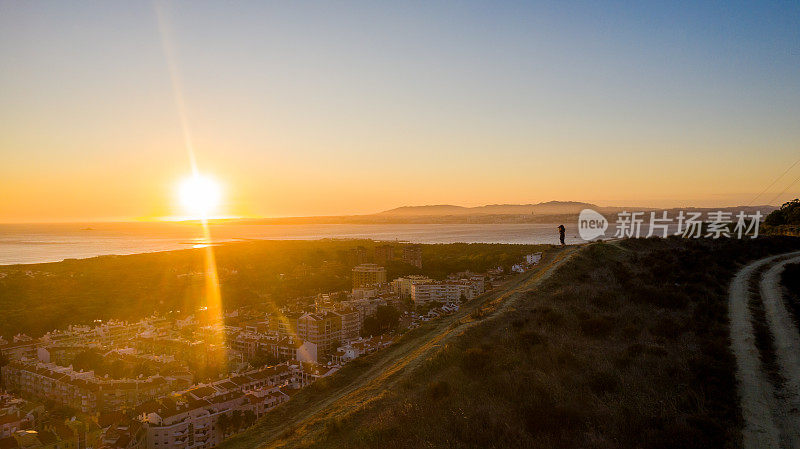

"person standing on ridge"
[558, 224, 566, 246]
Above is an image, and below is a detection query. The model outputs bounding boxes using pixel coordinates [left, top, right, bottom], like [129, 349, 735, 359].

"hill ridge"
[378, 201, 597, 216]
[218, 247, 578, 449]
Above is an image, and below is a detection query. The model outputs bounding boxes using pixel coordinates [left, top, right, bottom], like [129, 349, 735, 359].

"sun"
[177, 174, 222, 219]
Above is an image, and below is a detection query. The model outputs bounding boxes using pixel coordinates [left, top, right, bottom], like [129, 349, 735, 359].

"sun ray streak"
[154, 1, 198, 176]
[154, 0, 226, 371]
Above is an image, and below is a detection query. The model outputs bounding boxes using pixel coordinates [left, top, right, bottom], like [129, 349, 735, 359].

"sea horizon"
[0, 222, 584, 265]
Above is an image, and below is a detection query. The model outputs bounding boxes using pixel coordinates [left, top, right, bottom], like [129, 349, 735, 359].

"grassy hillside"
[219, 236, 800, 449]
[781, 262, 800, 330]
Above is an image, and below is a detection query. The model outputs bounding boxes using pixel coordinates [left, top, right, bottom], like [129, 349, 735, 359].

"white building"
[526, 253, 543, 265]
[352, 264, 387, 288]
[330, 335, 393, 365]
[340, 297, 387, 324]
[411, 279, 484, 305]
[391, 276, 432, 299]
[351, 287, 378, 300]
[269, 338, 318, 364]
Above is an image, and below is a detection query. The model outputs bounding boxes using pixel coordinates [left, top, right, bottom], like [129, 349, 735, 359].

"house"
[526, 253, 543, 265]
[330, 335, 394, 365]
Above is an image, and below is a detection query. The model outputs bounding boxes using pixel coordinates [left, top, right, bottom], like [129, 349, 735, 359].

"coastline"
[0, 222, 575, 266]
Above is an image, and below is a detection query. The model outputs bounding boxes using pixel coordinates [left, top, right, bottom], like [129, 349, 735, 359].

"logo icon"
[578, 209, 608, 241]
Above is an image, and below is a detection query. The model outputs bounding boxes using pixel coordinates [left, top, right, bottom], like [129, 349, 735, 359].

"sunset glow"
[3, 3, 800, 447]
[1, 2, 799, 223]
[177, 174, 222, 219]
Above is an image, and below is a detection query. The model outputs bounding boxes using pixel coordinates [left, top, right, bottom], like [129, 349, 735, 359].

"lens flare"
[157, 1, 226, 372]
[178, 174, 221, 219]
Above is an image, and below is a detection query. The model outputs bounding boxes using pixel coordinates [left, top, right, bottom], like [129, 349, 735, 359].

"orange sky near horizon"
[1, 2, 799, 223]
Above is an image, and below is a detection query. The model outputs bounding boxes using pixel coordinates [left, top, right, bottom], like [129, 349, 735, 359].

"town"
[0, 245, 543, 449]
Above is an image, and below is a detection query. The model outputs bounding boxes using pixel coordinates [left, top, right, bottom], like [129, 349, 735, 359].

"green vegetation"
[218, 410, 258, 437]
[764, 199, 800, 237]
[415, 301, 444, 316]
[387, 243, 540, 280]
[218, 236, 800, 449]
[360, 305, 401, 337]
[0, 240, 544, 339]
[0, 350, 7, 388]
[70, 349, 155, 379]
[765, 199, 800, 226]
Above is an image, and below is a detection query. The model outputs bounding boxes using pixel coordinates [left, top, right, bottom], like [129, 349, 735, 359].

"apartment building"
[99, 419, 145, 449]
[333, 308, 361, 342]
[297, 312, 342, 355]
[229, 334, 260, 360]
[265, 338, 318, 364]
[340, 297, 388, 324]
[410, 279, 485, 305]
[134, 338, 225, 369]
[0, 394, 37, 439]
[292, 363, 339, 389]
[374, 245, 394, 265]
[0, 360, 186, 414]
[391, 275, 432, 299]
[0, 412, 32, 439]
[347, 246, 368, 266]
[402, 245, 422, 268]
[350, 287, 377, 300]
[0, 419, 100, 449]
[139, 392, 243, 449]
[136, 365, 292, 449]
[0, 339, 38, 361]
[351, 264, 386, 289]
[266, 312, 301, 340]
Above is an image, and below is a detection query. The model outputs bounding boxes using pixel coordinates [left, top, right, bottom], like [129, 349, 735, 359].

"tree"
[0, 351, 7, 388]
[72, 349, 104, 373]
[249, 353, 278, 369]
[243, 410, 256, 428]
[217, 414, 229, 436]
[132, 362, 153, 378]
[765, 199, 800, 226]
[231, 410, 243, 431]
[361, 305, 401, 337]
[108, 360, 126, 379]
[361, 315, 379, 337]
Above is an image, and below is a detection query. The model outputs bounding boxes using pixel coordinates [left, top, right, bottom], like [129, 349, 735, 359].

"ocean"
[0, 222, 584, 265]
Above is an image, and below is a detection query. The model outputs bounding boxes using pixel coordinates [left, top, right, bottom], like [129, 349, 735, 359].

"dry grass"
[781, 263, 800, 330]
[221, 236, 800, 449]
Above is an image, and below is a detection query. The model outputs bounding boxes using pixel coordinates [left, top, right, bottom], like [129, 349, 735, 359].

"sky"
[1, 0, 799, 222]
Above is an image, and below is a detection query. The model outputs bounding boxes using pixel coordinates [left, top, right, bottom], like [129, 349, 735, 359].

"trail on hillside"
[220, 247, 579, 449]
[729, 251, 800, 449]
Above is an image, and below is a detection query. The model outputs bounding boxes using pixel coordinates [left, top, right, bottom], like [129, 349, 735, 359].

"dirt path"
[761, 256, 800, 446]
[730, 251, 800, 449]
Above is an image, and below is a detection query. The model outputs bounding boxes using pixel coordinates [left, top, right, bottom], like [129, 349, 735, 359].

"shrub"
[579, 315, 616, 337]
[461, 346, 492, 373]
[426, 380, 450, 400]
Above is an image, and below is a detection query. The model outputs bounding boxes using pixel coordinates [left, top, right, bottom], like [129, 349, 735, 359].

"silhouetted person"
[558, 224, 565, 246]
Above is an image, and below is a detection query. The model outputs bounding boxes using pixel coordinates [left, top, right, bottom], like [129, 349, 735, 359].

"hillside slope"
[221, 237, 800, 449]
[378, 201, 596, 216]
